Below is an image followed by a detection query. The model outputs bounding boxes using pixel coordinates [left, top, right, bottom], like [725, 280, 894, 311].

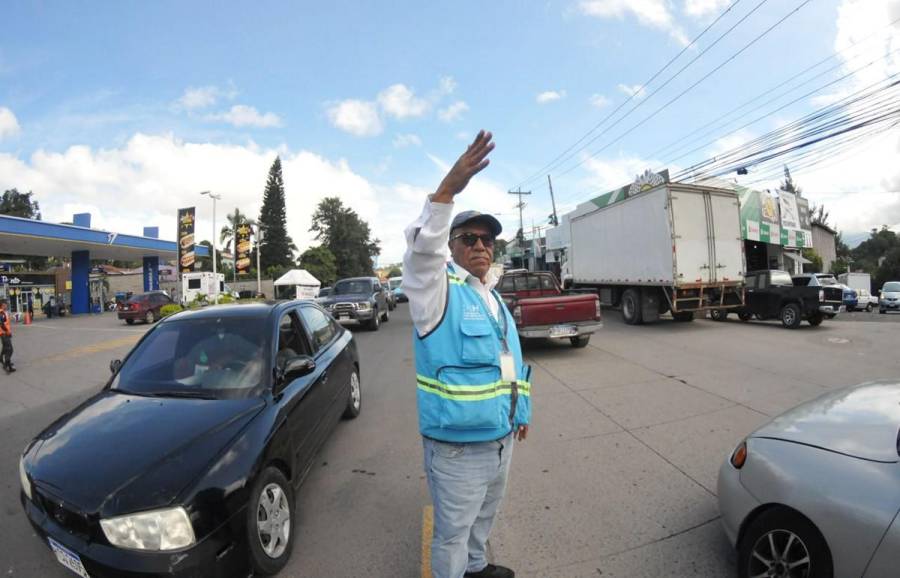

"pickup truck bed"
[498, 270, 601, 347]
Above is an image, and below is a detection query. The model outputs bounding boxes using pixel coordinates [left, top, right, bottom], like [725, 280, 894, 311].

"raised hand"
[433, 130, 495, 203]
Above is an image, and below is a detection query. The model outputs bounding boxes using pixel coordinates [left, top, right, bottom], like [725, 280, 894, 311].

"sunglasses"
[450, 232, 495, 248]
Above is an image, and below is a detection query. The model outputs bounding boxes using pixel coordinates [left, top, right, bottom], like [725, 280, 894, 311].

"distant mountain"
[843, 232, 870, 249]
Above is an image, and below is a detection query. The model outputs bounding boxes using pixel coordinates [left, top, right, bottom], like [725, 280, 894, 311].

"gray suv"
[318, 276, 390, 330]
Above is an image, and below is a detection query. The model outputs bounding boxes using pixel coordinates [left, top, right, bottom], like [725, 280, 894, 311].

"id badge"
[500, 351, 517, 383]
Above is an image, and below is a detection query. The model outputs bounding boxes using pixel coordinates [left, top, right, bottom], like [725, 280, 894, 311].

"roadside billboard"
[235, 223, 252, 275]
[779, 191, 811, 248]
[177, 207, 196, 273]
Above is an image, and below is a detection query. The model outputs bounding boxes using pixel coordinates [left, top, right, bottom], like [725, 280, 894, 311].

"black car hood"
[28, 390, 265, 516]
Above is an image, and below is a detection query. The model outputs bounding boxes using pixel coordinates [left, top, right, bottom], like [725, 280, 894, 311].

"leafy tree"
[310, 197, 381, 278]
[1, 189, 46, 269]
[780, 165, 802, 197]
[298, 245, 337, 286]
[810, 204, 830, 228]
[1, 189, 41, 219]
[386, 266, 402, 278]
[831, 257, 850, 276]
[493, 238, 508, 262]
[850, 226, 899, 276]
[801, 248, 822, 273]
[875, 246, 900, 291]
[257, 157, 295, 272]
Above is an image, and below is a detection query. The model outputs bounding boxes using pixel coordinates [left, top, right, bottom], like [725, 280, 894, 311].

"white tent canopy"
[274, 269, 321, 299]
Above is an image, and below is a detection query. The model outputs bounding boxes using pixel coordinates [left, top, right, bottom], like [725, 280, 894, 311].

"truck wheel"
[621, 289, 642, 325]
[381, 307, 389, 322]
[709, 309, 728, 321]
[781, 303, 802, 329]
[865, 303, 872, 312]
[737, 312, 752, 322]
[125, 318, 135, 325]
[808, 313, 824, 326]
[570, 335, 590, 348]
[368, 310, 381, 331]
[672, 312, 694, 322]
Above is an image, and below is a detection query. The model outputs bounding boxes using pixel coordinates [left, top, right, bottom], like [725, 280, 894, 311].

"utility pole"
[233, 208, 239, 285]
[547, 175, 559, 226]
[508, 187, 531, 241]
[255, 225, 264, 296]
[200, 191, 222, 304]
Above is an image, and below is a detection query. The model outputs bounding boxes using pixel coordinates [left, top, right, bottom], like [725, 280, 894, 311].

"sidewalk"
[0, 313, 151, 419]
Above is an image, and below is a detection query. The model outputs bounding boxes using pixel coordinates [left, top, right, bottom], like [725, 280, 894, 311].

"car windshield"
[770, 271, 793, 286]
[111, 315, 269, 399]
[884, 282, 900, 292]
[318, 287, 331, 297]
[389, 279, 402, 289]
[334, 280, 371, 295]
[815, 275, 839, 285]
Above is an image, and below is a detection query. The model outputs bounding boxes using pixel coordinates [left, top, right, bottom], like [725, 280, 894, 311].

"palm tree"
[220, 209, 256, 283]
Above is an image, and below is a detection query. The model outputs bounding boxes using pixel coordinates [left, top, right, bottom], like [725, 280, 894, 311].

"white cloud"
[438, 100, 469, 122]
[176, 86, 220, 110]
[684, 0, 730, 18]
[326, 99, 383, 137]
[0, 107, 20, 139]
[377, 84, 430, 119]
[617, 83, 647, 98]
[578, 0, 689, 45]
[439, 76, 457, 95]
[536, 90, 567, 104]
[589, 94, 611, 108]
[393, 133, 422, 148]
[207, 105, 282, 128]
[709, 129, 756, 156]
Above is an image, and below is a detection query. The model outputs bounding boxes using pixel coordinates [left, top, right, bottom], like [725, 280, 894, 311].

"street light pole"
[255, 225, 264, 296]
[201, 191, 222, 304]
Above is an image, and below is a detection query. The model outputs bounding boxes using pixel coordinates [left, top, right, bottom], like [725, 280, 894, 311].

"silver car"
[718, 381, 900, 578]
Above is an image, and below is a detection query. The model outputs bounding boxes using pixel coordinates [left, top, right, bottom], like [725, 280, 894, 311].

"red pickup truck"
[497, 270, 602, 348]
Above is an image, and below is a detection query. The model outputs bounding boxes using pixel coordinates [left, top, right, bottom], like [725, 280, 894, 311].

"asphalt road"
[2, 307, 899, 577]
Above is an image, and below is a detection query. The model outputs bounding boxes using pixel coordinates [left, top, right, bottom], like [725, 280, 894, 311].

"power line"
[552, 0, 814, 200]
[512, 0, 748, 190]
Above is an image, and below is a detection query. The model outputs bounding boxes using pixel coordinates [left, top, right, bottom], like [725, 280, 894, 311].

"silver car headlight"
[357, 302, 371, 310]
[100, 507, 195, 551]
[19, 456, 31, 501]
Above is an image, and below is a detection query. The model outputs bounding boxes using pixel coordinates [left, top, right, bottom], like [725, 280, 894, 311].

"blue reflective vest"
[414, 267, 532, 443]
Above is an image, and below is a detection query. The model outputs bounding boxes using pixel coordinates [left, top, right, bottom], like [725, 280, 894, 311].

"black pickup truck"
[710, 269, 843, 328]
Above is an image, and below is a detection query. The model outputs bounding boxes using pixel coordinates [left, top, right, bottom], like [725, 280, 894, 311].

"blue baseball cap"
[450, 210, 502, 237]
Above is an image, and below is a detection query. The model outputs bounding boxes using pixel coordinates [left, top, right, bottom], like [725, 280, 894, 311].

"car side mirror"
[277, 354, 316, 387]
[110, 359, 122, 374]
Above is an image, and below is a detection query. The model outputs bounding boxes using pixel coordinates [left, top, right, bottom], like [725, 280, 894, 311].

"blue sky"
[1, 0, 898, 263]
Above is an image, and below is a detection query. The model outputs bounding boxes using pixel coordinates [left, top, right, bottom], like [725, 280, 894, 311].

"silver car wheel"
[748, 529, 810, 578]
[350, 371, 361, 411]
[257, 482, 291, 559]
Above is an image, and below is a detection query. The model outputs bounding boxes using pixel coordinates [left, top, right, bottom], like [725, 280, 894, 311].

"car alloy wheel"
[343, 370, 361, 418]
[748, 529, 810, 578]
[738, 508, 832, 578]
[144, 310, 154, 324]
[781, 303, 801, 329]
[257, 482, 291, 559]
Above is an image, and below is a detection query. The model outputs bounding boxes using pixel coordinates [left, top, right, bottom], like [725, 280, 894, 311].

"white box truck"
[563, 182, 745, 324]
[181, 272, 226, 304]
[838, 271, 874, 311]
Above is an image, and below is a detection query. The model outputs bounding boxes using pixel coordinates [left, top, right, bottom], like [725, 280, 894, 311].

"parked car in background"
[838, 284, 859, 312]
[315, 286, 332, 305]
[117, 291, 175, 325]
[496, 270, 602, 348]
[855, 288, 877, 312]
[389, 276, 406, 303]
[19, 301, 361, 577]
[318, 277, 390, 330]
[711, 270, 842, 328]
[718, 381, 900, 578]
[381, 282, 396, 310]
[880, 281, 900, 313]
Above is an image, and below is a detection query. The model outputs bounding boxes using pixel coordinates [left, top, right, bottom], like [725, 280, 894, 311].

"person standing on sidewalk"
[403, 130, 532, 578]
[0, 299, 15, 373]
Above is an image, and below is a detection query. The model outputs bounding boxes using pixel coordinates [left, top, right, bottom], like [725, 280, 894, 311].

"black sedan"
[19, 301, 361, 577]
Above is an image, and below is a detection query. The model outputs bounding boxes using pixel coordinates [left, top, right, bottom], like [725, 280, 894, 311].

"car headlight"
[357, 302, 371, 310]
[100, 507, 195, 551]
[19, 456, 31, 501]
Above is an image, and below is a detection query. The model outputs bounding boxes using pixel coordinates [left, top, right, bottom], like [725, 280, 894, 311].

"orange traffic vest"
[0, 311, 11, 336]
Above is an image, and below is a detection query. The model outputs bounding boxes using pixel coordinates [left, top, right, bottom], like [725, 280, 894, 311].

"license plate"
[48, 538, 91, 578]
[338, 314, 349, 320]
[549, 324, 578, 338]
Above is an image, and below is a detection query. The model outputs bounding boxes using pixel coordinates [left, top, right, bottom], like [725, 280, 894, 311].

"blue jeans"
[423, 434, 514, 578]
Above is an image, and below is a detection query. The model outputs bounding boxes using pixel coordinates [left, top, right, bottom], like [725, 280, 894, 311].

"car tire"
[342, 369, 361, 419]
[781, 303, 802, 329]
[672, 311, 694, 322]
[737, 312, 752, 322]
[125, 318, 134, 325]
[865, 304, 873, 312]
[381, 307, 389, 322]
[621, 289, 642, 325]
[246, 467, 295, 576]
[569, 335, 590, 348]
[808, 313, 824, 326]
[737, 507, 832, 578]
[144, 310, 155, 324]
[369, 310, 380, 331]
[709, 309, 728, 321]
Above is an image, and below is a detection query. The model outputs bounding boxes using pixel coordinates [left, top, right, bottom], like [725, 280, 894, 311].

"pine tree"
[310, 197, 381, 277]
[257, 157, 295, 272]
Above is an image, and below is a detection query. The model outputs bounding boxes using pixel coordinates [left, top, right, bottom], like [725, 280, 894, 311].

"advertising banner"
[177, 207, 196, 273]
[235, 223, 252, 275]
[796, 196, 813, 247]
[738, 188, 780, 244]
[779, 191, 811, 248]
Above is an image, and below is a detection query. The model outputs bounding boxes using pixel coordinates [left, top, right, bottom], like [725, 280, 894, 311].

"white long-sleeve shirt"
[402, 198, 500, 336]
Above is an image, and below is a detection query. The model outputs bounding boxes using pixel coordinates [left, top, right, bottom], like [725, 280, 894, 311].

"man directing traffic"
[403, 130, 532, 578]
